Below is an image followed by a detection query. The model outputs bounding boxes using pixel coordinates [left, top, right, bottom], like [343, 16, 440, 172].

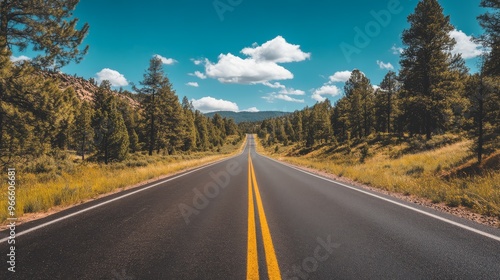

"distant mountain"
[204, 111, 289, 123]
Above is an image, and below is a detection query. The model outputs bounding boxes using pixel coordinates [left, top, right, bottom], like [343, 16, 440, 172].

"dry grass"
[258, 135, 500, 218]
[0, 136, 246, 223]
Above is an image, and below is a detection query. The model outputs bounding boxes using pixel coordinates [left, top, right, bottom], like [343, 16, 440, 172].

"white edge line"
[257, 153, 500, 242]
[0, 147, 247, 243]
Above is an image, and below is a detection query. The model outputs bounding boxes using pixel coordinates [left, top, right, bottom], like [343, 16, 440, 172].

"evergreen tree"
[466, 59, 500, 163]
[194, 110, 210, 151]
[182, 96, 197, 151]
[0, 0, 89, 69]
[477, 0, 500, 76]
[73, 101, 93, 160]
[344, 70, 374, 139]
[93, 81, 129, 163]
[135, 57, 184, 155]
[375, 71, 400, 133]
[399, 0, 464, 139]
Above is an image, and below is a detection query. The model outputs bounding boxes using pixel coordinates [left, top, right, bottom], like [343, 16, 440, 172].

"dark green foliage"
[0, 0, 89, 69]
[73, 101, 93, 160]
[204, 111, 289, 123]
[399, 0, 465, 140]
[92, 81, 129, 164]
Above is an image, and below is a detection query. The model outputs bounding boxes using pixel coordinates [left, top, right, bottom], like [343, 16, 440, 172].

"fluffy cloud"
[263, 93, 304, 103]
[205, 36, 309, 84]
[263, 82, 286, 89]
[391, 45, 404, 55]
[96, 68, 128, 87]
[191, 96, 239, 113]
[377, 60, 394, 70]
[329, 71, 352, 83]
[186, 82, 199, 87]
[242, 107, 260, 112]
[10, 55, 30, 63]
[191, 59, 203, 65]
[189, 71, 207, 79]
[279, 88, 305, 95]
[241, 36, 311, 63]
[449, 29, 485, 59]
[205, 53, 293, 84]
[311, 85, 341, 102]
[154, 54, 177, 65]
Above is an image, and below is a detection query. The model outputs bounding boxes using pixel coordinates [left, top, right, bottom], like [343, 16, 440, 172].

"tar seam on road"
[261, 154, 500, 243]
[247, 151, 282, 280]
[0, 150, 245, 244]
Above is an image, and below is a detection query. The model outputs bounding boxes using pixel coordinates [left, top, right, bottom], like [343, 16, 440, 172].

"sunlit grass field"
[256, 134, 500, 219]
[0, 136, 245, 223]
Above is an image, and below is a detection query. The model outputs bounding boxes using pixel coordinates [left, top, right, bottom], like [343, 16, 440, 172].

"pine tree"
[399, 0, 464, 139]
[0, 0, 89, 69]
[477, 0, 500, 76]
[375, 71, 400, 133]
[344, 70, 374, 139]
[93, 81, 129, 163]
[73, 101, 93, 160]
[466, 58, 500, 163]
[182, 96, 197, 152]
[194, 110, 210, 151]
[135, 57, 176, 155]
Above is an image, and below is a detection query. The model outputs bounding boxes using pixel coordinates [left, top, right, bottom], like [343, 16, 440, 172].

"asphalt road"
[1, 135, 500, 279]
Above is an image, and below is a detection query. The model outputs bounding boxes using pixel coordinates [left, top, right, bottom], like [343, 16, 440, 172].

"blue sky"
[12, 0, 488, 112]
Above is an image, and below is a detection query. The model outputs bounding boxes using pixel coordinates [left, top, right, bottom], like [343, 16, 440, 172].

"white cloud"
[377, 60, 394, 70]
[372, 85, 381, 91]
[10, 55, 30, 63]
[205, 53, 293, 84]
[189, 71, 207, 79]
[242, 107, 260, 112]
[191, 59, 203, 65]
[311, 85, 341, 102]
[95, 68, 128, 87]
[263, 81, 286, 89]
[205, 36, 309, 84]
[191, 96, 239, 113]
[449, 29, 485, 59]
[263, 93, 304, 103]
[241, 36, 311, 63]
[391, 45, 404, 55]
[154, 54, 177, 65]
[329, 71, 352, 83]
[279, 88, 305, 95]
[186, 82, 199, 87]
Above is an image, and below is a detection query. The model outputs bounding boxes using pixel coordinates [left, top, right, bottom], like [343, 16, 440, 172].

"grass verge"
[0, 136, 246, 224]
[256, 134, 500, 221]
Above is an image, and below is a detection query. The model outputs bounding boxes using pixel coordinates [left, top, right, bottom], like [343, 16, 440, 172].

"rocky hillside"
[41, 71, 139, 107]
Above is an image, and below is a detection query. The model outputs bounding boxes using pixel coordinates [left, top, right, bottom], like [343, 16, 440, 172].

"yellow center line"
[247, 153, 259, 280]
[247, 151, 282, 280]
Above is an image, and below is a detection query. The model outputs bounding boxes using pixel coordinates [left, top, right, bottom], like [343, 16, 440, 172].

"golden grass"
[259, 136, 500, 218]
[0, 136, 246, 223]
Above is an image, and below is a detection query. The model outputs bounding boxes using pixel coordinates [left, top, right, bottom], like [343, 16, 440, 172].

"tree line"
[253, 0, 499, 163]
[0, 1, 241, 166]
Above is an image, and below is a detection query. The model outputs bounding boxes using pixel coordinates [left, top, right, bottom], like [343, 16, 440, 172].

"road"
[1, 135, 500, 279]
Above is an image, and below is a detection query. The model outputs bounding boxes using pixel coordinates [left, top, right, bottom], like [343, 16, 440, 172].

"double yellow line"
[247, 153, 281, 280]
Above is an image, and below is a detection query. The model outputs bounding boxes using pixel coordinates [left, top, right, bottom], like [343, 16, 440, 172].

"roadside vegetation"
[0, 135, 244, 223]
[257, 134, 500, 219]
